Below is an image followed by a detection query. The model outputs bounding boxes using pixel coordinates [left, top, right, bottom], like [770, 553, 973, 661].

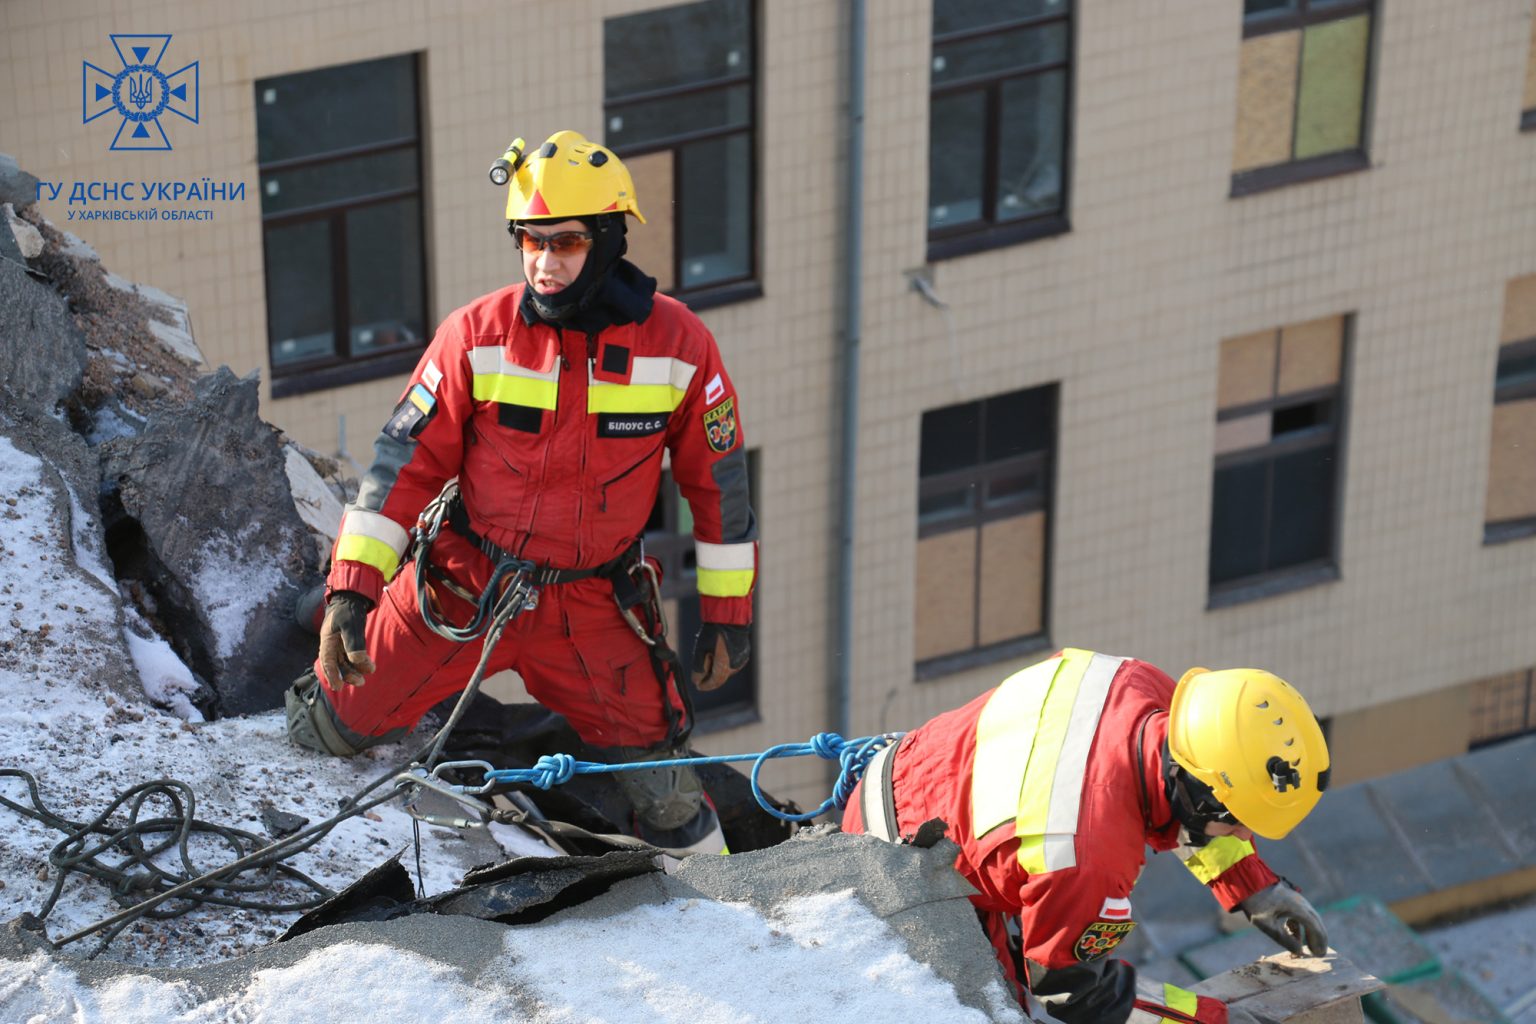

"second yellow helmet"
[1167, 667, 1330, 840]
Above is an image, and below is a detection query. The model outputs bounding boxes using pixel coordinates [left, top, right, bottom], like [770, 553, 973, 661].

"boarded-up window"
[916, 385, 1056, 674]
[1486, 277, 1536, 541]
[1233, 2, 1373, 185]
[1211, 316, 1347, 591]
[1468, 669, 1536, 747]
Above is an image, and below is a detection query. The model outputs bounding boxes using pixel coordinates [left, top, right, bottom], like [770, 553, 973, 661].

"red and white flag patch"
[704, 372, 724, 405]
[1099, 897, 1133, 922]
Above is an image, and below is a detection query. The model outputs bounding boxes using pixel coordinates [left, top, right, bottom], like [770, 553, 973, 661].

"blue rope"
[481, 731, 904, 823]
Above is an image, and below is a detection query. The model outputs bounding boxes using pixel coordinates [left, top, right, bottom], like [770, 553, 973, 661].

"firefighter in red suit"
[843, 649, 1332, 1024]
[285, 131, 756, 854]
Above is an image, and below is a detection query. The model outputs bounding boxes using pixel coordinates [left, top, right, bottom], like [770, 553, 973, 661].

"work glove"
[318, 590, 375, 691]
[1240, 880, 1328, 957]
[691, 622, 750, 692]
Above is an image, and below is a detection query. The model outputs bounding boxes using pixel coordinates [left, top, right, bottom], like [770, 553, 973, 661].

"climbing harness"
[402, 730, 906, 825]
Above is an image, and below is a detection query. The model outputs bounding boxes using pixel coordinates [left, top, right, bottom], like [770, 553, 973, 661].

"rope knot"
[809, 732, 845, 760]
[530, 753, 576, 789]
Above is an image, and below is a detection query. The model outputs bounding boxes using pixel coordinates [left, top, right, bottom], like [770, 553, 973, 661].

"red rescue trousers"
[317, 528, 683, 750]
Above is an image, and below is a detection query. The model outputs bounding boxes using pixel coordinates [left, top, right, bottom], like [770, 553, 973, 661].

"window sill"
[915, 633, 1052, 682]
[1523, 110, 1536, 133]
[1484, 519, 1536, 545]
[1207, 561, 1340, 610]
[674, 279, 763, 313]
[1229, 150, 1370, 198]
[691, 705, 761, 735]
[926, 213, 1070, 263]
[270, 346, 425, 399]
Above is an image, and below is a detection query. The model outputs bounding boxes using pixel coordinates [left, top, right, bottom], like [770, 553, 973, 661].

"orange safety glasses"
[514, 227, 594, 257]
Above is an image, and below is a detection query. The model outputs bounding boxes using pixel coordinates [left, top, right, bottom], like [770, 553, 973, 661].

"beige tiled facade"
[4, 0, 1535, 805]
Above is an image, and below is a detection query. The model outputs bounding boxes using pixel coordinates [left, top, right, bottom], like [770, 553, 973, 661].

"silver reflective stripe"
[629, 355, 697, 391]
[859, 743, 899, 842]
[695, 540, 755, 571]
[339, 507, 410, 555]
[1042, 653, 1126, 840]
[469, 345, 560, 381]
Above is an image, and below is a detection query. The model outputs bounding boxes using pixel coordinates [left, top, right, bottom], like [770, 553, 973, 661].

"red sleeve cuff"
[327, 562, 386, 607]
[1207, 853, 1279, 912]
[700, 594, 752, 626]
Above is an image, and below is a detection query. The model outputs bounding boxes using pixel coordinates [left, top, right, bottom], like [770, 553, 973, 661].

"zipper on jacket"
[599, 445, 661, 513]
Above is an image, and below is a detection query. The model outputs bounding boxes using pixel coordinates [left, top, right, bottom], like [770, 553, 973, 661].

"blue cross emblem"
[83, 35, 199, 151]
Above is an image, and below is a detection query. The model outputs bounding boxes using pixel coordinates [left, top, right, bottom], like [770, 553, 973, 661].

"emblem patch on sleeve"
[702, 396, 739, 453]
[1074, 920, 1136, 961]
[383, 384, 437, 442]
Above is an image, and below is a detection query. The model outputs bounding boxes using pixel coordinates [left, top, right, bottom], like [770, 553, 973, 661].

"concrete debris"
[4, 203, 42, 259]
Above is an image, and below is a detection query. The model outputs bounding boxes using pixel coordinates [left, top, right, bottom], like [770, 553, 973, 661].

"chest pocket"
[588, 354, 697, 425]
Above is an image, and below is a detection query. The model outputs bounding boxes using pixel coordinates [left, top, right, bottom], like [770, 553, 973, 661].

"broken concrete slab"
[0, 258, 89, 417]
[104, 271, 203, 367]
[100, 368, 319, 716]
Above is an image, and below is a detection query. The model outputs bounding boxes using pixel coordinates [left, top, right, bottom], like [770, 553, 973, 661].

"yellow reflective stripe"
[972, 657, 1064, 838]
[1163, 984, 1198, 1017]
[587, 383, 687, 413]
[335, 534, 400, 580]
[1178, 834, 1256, 884]
[469, 346, 560, 409]
[697, 566, 754, 597]
[472, 374, 558, 409]
[696, 541, 755, 571]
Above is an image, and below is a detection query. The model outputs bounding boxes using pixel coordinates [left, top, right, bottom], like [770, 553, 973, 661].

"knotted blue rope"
[480, 731, 904, 823]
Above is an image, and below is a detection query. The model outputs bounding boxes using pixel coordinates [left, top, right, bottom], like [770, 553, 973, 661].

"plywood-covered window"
[1211, 316, 1348, 596]
[1486, 275, 1536, 542]
[1233, 1, 1374, 195]
[604, 0, 757, 308]
[915, 385, 1055, 676]
[1469, 668, 1536, 748]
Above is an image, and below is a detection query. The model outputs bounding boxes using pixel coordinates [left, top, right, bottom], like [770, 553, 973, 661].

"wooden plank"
[1191, 951, 1383, 1023]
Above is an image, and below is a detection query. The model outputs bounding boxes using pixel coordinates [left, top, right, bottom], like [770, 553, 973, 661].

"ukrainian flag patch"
[384, 383, 438, 442]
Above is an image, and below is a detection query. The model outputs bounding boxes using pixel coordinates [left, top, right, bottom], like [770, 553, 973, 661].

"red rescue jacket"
[328, 282, 757, 625]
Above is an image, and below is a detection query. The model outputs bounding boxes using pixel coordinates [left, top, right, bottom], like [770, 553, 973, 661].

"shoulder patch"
[422, 359, 443, 394]
[383, 384, 437, 443]
[702, 396, 738, 454]
[704, 372, 725, 405]
[1073, 920, 1136, 962]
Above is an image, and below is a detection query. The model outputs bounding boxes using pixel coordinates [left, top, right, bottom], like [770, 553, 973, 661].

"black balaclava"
[513, 213, 654, 335]
[1160, 741, 1235, 849]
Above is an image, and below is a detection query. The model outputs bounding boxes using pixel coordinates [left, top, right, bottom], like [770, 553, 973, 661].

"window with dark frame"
[927, 0, 1072, 261]
[915, 385, 1055, 676]
[1485, 275, 1536, 542]
[1210, 316, 1348, 597]
[1524, 12, 1536, 131]
[645, 453, 759, 729]
[255, 55, 428, 397]
[1232, 0, 1374, 196]
[603, 0, 757, 308]
[1468, 668, 1536, 748]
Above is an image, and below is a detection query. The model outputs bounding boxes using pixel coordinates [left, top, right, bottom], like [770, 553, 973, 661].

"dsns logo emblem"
[83, 35, 199, 151]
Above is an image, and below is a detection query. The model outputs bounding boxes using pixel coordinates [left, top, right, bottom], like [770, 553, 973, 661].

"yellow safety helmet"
[490, 130, 646, 225]
[1167, 667, 1330, 840]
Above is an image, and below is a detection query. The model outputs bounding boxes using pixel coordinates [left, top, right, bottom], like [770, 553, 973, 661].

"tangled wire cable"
[0, 765, 411, 957]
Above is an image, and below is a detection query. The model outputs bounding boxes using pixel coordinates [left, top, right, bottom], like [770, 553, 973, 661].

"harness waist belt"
[447, 497, 639, 585]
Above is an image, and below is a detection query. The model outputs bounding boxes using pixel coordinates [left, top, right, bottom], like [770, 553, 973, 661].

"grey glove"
[1240, 880, 1328, 957]
[318, 590, 375, 690]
